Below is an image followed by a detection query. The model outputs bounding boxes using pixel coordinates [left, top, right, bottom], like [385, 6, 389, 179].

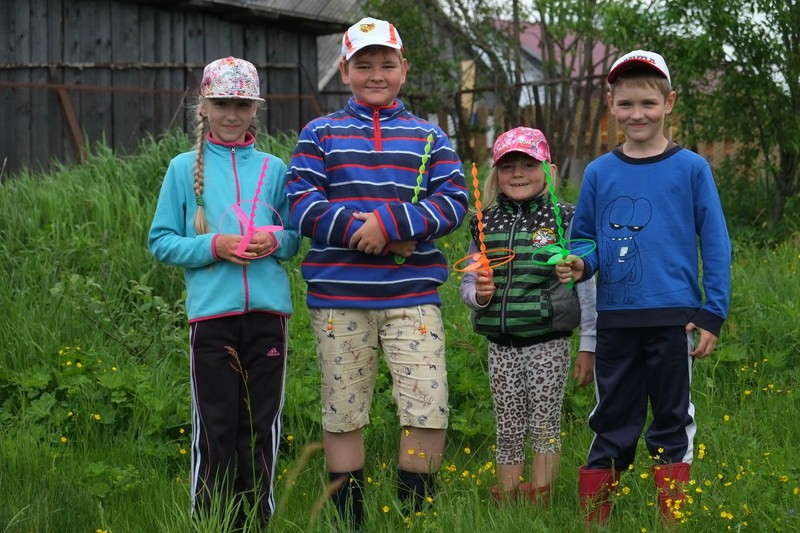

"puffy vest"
[470, 194, 580, 340]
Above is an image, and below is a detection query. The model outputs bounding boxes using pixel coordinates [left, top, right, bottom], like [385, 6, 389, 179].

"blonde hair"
[481, 152, 554, 209]
[482, 165, 502, 209]
[188, 97, 261, 234]
[609, 69, 672, 99]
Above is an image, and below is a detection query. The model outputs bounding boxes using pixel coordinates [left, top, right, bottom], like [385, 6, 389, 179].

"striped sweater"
[286, 97, 469, 308]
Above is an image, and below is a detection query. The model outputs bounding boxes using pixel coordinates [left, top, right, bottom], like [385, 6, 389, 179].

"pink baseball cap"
[492, 127, 552, 166]
[200, 56, 264, 101]
[341, 17, 403, 60]
[607, 50, 671, 85]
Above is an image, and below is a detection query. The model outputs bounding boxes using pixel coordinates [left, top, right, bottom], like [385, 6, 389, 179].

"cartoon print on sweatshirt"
[600, 196, 652, 305]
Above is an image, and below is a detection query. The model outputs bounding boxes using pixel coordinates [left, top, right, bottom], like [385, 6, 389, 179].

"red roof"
[517, 21, 613, 81]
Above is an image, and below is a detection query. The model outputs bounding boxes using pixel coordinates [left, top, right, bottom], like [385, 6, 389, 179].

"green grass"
[1, 131, 799, 532]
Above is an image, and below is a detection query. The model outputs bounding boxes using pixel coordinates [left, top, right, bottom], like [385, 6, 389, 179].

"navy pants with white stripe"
[189, 312, 288, 521]
[587, 326, 695, 471]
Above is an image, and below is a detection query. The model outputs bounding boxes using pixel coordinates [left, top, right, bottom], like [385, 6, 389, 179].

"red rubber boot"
[578, 465, 619, 529]
[518, 481, 551, 506]
[652, 462, 690, 523]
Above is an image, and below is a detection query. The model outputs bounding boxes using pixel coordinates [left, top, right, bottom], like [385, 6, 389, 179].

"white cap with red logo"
[341, 17, 403, 60]
[607, 50, 671, 86]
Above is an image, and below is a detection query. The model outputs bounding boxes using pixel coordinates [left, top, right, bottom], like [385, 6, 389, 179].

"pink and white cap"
[342, 17, 403, 60]
[200, 56, 264, 101]
[492, 127, 552, 166]
[607, 50, 671, 86]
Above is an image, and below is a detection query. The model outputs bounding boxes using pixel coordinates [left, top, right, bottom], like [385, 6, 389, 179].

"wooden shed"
[0, 0, 357, 175]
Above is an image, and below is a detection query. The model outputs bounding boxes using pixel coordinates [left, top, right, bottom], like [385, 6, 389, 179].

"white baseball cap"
[607, 50, 671, 86]
[341, 17, 403, 61]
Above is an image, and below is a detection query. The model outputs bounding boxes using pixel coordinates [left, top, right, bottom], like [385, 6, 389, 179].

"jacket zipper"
[231, 146, 250, 312]
[499, 203, 522, 333]
[372, 108, 382, 151]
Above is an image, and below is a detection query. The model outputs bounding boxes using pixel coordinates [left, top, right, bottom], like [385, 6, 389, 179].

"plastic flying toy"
[530, 160, 596, 287]
[220, 157, 284, 259]
[452, 163, 516, 272]
[395, 133, 434, 265]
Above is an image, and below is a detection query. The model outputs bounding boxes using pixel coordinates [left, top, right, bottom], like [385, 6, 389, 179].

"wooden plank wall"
[0, 0, 325, 176]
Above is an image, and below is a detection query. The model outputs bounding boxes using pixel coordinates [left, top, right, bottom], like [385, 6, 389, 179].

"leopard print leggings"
[488, 338, 571, 464]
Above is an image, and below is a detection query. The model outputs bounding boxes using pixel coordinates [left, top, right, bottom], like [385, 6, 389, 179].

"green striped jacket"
[470, 194, 580, 340]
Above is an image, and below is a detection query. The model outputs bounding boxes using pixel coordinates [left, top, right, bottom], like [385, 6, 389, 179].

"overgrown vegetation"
[0, 131, 798, 531]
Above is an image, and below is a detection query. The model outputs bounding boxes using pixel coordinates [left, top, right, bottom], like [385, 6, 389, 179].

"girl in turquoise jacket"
[148, 57, 300, 527]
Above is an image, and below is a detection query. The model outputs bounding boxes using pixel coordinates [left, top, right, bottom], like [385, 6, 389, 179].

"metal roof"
[123, 0, 358, 33]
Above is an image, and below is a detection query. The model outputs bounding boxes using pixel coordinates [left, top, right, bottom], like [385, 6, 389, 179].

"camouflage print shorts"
[310, 305, 449, 433]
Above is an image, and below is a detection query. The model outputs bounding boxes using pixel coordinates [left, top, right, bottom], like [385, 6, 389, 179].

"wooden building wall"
[0, 0, 324, 175]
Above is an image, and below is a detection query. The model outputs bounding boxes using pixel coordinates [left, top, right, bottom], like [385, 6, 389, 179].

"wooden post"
[50, 67, 87, 163]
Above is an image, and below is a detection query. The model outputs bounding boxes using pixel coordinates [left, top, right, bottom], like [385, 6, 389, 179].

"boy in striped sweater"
[286, 16, 468, 530]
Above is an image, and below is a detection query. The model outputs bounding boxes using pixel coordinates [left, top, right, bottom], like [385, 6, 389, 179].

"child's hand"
[215, 234, 251, 265]
[686, 322, 718, 358]
[475, 268, 496, 305]
[573, 351, 595, 387]
[350, 212, 388, 255]
[555, 256, 585, 284]
[388, 240, 417, 258]
[246, 231, 276, 257]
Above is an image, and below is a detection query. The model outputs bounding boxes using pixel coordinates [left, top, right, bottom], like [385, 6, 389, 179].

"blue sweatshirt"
[572, 145, 731, 335]
[286, 97, 468, 309]
[148, 133, 300, 322]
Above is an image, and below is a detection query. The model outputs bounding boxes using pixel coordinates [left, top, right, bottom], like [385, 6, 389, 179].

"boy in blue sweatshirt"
[556, 50, 731, 527]
[286, 17, 468, 530]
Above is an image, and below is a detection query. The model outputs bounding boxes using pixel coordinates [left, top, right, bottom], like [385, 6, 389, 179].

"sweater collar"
[497, 192, 547, 214]
[205, 131, 256, 157]
[346, 97, 406, 121]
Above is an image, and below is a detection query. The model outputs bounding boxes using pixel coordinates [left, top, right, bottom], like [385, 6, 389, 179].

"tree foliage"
[364, 0, 617, 168]
[602, 0, 800, 222]
[362, 0, 798, 221]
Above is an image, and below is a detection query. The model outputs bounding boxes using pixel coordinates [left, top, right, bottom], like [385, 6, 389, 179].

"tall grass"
[1, 131, 798, 532]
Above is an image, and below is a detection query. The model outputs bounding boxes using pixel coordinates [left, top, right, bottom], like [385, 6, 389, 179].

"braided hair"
[191, 103, 210, 234]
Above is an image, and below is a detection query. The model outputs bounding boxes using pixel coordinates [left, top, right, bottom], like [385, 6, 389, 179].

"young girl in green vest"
[459, 127, 596, 504]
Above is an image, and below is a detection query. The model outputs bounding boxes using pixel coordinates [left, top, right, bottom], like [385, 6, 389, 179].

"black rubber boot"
[329, 469, 364, 531]
[397, 469, 436, 513]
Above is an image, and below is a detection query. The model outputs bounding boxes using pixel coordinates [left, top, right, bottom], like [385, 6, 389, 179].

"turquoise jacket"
[149, 132, 300, 322]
